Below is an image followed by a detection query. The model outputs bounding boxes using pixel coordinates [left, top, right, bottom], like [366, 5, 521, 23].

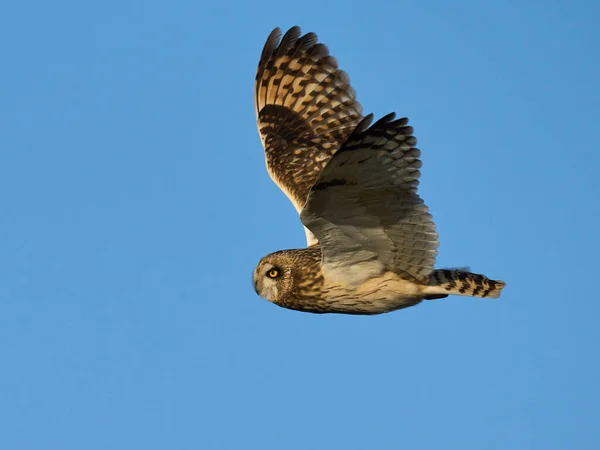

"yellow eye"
[267, 268, 280, 279]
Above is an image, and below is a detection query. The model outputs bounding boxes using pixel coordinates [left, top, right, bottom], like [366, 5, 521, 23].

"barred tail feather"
[424, 269, 506, 299]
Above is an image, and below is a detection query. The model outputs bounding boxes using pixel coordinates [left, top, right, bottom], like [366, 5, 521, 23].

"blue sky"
[1, 0, 599, 449]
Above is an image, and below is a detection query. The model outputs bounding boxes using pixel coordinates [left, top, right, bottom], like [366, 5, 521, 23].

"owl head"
[253, 252, 296, 305]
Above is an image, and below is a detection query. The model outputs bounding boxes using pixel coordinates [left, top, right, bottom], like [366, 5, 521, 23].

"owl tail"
[423, 269, 506, 299]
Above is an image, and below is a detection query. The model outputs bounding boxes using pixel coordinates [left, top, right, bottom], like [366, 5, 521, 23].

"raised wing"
[300, 114, 438, 285]
[255, 26, 363, 245]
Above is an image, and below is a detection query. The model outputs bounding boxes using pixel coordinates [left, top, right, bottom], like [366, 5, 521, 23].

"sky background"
[1, 0, 599, 449]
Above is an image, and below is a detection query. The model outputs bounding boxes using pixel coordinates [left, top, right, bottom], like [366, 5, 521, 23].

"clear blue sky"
[1, 1, 599, 449]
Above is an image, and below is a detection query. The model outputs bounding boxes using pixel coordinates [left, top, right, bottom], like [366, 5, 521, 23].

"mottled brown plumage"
[252, 27, 506, 315]
[253, 246, 329, 313]
[255, 26, 363, 245]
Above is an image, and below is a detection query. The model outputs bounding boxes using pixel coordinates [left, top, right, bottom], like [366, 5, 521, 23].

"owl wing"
[300, 114, 439, 285]
[255, 26, 363, 246]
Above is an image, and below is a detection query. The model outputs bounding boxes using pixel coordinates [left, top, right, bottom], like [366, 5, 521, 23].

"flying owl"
[252, 26, 505, 315]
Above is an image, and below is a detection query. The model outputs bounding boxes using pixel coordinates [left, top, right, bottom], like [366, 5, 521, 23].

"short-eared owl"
[252, 26, 505, 315]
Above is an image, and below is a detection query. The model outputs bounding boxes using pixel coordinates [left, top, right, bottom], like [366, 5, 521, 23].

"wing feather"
[255, 27, 364, 246]
[300, 114, 439, 284]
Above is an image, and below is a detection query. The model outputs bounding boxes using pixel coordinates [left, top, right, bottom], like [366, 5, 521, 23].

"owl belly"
[322, 272, 426, 315]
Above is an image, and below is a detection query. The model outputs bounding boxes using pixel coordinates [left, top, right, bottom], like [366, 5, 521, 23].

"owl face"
[253, 255, 293, 304]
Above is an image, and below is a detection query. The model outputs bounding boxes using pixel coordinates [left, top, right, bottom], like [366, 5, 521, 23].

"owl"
[252, 26, 505, 315]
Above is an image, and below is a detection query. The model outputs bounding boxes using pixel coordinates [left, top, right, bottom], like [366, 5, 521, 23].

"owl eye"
[266, 268, 280, 279]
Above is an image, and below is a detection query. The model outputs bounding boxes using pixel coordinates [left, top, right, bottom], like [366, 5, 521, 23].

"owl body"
[251, 26, 505, 315]
[254, 246, 426, 314]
